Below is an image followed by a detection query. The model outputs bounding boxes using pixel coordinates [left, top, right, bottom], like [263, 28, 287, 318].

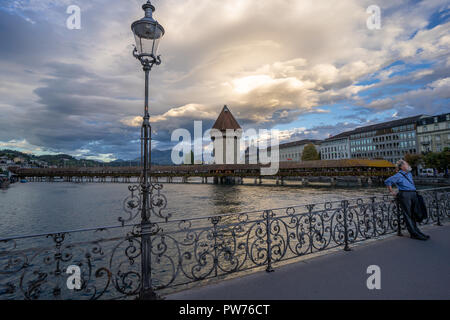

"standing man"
[385, 159, 430, 240]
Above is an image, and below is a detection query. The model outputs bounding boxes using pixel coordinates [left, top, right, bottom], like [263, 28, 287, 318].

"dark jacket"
[413, 193, 428, 223]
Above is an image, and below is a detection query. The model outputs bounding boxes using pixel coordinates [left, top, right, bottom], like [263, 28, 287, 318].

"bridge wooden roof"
[9, 159, 394, 175]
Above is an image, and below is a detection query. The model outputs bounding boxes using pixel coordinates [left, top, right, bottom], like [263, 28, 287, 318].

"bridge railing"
[1, 187, 449, 300]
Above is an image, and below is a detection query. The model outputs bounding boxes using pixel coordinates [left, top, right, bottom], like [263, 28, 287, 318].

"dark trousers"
[396, 191, 424, 237]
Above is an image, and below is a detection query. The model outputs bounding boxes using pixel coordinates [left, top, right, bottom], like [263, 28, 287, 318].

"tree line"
[405, 147, 450, 176]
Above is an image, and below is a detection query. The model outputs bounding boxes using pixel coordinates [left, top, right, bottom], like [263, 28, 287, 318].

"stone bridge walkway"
[167, 223, 450, 300]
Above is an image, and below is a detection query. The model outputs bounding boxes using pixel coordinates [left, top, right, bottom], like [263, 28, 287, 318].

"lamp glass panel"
[133, 22, 163, 55]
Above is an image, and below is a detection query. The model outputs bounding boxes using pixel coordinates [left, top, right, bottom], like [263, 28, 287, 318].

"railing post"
[307, 205, 314, 254]
[435, 192, 442, 226]
[265, 210, 274, 273]
[371, 197, 377, 238]
[396, 197, 403, 236]
[211, 216, 220, 277]
[342, 200, 351, 251]
[140, 221, 158, 300]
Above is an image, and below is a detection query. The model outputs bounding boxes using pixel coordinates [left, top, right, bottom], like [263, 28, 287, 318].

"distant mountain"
[151, 149, 173, 165]
[111, 149, 173, 166]
[0, 149, 104, 167]
[0, 148, 174, 167]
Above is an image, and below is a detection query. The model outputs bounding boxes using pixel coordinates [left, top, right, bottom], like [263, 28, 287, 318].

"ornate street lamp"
[131, 0, 165, 300]
[132, 0, 165, 68]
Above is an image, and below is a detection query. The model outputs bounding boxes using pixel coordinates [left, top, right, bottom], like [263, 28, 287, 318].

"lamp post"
[131, 0, 165, 300]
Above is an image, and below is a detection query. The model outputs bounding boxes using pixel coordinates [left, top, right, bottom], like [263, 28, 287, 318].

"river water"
[0, 181, 391, 238]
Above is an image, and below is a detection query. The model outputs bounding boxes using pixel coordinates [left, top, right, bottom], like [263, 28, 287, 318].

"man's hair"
[396, 159, 405, 170]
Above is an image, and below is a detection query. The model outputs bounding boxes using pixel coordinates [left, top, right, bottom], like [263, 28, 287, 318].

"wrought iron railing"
[1, 187, 449, 300]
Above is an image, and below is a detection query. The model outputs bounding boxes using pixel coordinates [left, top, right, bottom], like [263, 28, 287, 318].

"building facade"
[417, 113, 450, 153]
[320, 133, 351, 160]
[348, 115, 425, 164]
[278, 139, 321, 162]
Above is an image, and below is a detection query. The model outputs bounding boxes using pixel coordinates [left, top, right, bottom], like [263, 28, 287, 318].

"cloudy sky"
[0, 0, 449, 161]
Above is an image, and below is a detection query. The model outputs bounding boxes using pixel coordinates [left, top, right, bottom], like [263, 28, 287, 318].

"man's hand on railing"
[387, 185, 397, 197]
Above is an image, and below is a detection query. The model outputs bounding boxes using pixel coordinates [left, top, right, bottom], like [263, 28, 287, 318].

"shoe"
[411, 233, 428, 241]
[416, 230, 430, 239]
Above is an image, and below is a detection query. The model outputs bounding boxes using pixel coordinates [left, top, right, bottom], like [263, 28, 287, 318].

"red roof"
[212, 105, 241, 131]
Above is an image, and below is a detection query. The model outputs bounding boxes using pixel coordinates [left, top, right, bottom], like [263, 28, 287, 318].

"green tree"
[423, 152, 440, 170]
[437, 147, 450, 173]
[302, 144, 320, 161]
[423, 148, 450, 173]
[404, 153, 422, 175]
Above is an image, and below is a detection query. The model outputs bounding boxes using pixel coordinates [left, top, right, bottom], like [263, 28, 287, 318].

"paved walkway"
[167, 223, 450, 300]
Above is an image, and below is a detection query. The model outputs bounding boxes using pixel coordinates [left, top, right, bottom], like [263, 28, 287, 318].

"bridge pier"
[276, 177, 285, 185]
[330, 177, 337, 187]
[302, 178, 309, 186]
[224, 177, 236, 185]
[357, 177, 363, 187]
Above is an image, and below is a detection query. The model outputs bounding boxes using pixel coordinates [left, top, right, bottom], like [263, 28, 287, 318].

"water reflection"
[1, 182, 393, 237]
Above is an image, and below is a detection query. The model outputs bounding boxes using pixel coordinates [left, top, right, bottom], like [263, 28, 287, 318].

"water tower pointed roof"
[212, 105, 241, 131]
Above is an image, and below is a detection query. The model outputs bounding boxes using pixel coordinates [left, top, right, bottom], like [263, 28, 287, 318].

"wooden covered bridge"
[10, 159, 395, 186]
